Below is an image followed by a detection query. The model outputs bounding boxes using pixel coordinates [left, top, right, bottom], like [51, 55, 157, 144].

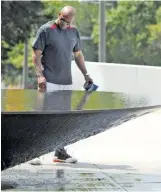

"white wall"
[72, 61, 161, 95]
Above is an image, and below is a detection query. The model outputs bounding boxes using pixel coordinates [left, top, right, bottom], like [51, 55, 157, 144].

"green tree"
[92, 1, 161, 66]
[144, 7, 161, 66]
[1, 1, 46, 86]
[1, 1, 46, 67]
[1, 1, 45, 46]
[1, 38, 37, 87]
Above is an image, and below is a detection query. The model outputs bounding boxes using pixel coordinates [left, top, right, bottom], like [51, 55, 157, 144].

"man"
[32, 5, 93, 92]
[32, 6, 93, 163]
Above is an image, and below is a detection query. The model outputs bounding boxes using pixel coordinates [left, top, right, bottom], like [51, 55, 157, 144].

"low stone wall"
[72, 61, 161, 94]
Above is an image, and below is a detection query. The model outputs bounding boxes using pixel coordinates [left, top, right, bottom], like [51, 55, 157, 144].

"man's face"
[58, 13, 74, 29]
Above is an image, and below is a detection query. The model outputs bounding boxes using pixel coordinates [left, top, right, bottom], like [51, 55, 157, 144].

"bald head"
[57, 6, 76, 29]
[60, 6, 76, 17]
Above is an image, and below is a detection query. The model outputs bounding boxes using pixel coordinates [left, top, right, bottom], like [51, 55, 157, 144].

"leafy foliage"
[92, 1, 161, 66]
[1, 1, 46, 86]
[1, 1, 45, 46]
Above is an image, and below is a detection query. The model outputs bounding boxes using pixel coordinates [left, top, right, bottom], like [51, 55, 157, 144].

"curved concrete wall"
[72, 61, 161, 94]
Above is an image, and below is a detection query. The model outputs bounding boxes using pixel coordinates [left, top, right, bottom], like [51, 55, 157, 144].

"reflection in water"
[41, 91, 72, 111]
[1, 167, 118, 191]
[75, 91, 92, 110]
[2, 89, 160, 112]
[56, 169, 65, 178]
[56, 169, 65, 191]
[2, 165, 160, 191]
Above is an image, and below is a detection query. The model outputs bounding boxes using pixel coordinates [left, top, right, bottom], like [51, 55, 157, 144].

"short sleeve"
[73, 29, 81, 52]
[32, 27, 46, 51]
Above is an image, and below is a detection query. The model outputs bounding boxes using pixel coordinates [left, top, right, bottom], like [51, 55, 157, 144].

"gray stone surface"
[2, 163, 161, 191]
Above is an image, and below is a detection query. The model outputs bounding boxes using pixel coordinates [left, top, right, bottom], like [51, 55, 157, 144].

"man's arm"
[74, 50, 93, 82]
[32, 26, 46, 92]
[32, 50, 44, 77]
[74, 50, 87, 75]
[33, 50, 46, 92]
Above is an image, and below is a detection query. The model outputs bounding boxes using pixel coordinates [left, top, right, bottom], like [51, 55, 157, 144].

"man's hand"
[37, 76, 46, 92]
[84, 74, 93, 84]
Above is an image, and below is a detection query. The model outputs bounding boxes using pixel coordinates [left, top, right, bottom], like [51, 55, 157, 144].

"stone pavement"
[1, 162, 161, 191]
[1, 109, 161, 191]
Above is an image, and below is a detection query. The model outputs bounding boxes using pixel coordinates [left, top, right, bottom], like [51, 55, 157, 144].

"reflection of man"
[32, 6, 93, 92]
[35, 90, 92, 111]
[55, 169, 65, 191]
[42, 91, 72, 111]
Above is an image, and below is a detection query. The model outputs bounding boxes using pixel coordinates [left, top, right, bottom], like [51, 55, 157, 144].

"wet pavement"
[2, 162, 161, 191]
[2, 110, 161, 191]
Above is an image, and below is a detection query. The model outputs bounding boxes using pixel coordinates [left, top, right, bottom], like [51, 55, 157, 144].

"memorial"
[1, 89, 161, 170]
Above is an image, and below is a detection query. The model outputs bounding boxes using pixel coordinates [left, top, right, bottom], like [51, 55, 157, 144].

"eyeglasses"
[60, 18, 70, 26]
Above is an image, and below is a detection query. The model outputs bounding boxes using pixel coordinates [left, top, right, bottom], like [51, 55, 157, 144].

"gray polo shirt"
[32, 21, 81, 85]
